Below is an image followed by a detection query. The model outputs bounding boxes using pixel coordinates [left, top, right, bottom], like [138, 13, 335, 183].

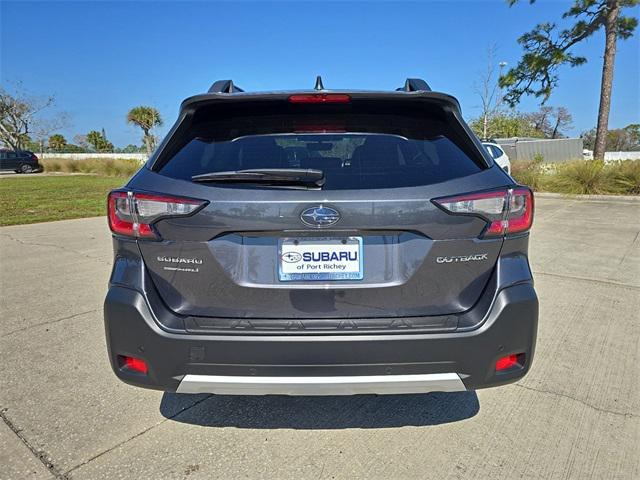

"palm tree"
[126, 106, 163, 156]
[48, 134, 67, 152]
[86, 130, 113, 152]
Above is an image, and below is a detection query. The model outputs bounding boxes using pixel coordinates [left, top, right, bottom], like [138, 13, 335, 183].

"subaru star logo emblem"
[300, 206, 341, 228]
[281, 252, 302, 263]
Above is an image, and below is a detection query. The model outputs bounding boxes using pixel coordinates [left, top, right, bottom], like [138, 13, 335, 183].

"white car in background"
[482, 142, 511, 175]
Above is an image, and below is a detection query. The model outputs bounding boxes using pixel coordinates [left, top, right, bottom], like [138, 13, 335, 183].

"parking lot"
[1, 195, 638, 480]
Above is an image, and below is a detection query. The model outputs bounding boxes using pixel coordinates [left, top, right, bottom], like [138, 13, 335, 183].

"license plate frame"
[278, 236, 363, 282]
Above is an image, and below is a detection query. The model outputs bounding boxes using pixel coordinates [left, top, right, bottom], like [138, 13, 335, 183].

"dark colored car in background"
[0, 149, 42, 173]
[104, 77, 538, 396]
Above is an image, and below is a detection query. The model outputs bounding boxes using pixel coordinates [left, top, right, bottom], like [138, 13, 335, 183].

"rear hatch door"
[133, 93, 509, 323]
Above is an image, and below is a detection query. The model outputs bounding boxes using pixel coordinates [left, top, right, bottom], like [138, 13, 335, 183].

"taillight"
[288, 94, 351, 104]
[505, 187, 534, 234]
[433, 187, 534, 238]
[107, 190, 206, 240]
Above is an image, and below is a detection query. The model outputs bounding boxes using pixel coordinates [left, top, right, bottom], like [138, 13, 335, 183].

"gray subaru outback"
[104, 78, 537, 395]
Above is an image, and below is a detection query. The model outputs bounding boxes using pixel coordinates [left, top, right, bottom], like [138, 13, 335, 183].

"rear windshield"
[157, 107, 485, 190]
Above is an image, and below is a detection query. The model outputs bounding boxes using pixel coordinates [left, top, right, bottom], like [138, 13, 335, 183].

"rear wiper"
[192, 168, 325, 188]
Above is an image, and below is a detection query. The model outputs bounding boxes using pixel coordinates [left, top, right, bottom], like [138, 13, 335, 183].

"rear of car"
[104, 79, 537, 395]
[483, 142, 511, 175]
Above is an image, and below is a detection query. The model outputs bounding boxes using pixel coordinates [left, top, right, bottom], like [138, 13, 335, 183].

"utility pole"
[498, 61, 508, 109]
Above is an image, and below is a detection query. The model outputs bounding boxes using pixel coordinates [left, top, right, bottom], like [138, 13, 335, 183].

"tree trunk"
[594, 0, 619, 160]
[483, 114, 488, 139]
[552, 119, 559, 139]
[142, 129, 152, 157]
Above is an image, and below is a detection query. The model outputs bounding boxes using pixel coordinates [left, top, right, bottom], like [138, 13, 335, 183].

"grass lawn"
[0, 175, 127, 226]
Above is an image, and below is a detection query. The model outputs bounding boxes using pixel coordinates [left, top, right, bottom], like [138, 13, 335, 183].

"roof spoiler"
[207, 77, 431, 94]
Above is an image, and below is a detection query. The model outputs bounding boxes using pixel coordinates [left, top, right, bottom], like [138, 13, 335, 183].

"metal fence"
[495, 138, 584, 163]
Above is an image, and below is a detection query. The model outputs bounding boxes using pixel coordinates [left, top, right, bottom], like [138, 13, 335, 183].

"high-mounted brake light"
[433, 187, 534, 238]
[288, 94, 351, 104]
[107, 190, 206, 240]
[293, 123, 347, 133]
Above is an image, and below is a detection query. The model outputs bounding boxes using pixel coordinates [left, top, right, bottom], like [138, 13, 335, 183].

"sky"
[1, 0, 639, 147]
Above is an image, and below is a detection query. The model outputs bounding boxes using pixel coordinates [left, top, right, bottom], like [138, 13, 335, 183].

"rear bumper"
[104, 283, 538, 394]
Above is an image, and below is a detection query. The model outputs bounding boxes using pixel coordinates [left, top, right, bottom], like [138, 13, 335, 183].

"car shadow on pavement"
[160, 391, 479, 429]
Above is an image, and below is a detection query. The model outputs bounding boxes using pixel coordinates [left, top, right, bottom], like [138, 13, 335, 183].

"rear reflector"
[119, 355, 148, 374]
[108, 190, 206, 240]
[288, 94, 351, 104]
[433, 187, 534, 238]
[495, 353, 525, 372]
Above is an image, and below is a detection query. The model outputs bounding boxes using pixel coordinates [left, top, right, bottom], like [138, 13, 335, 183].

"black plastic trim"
[103, 282, 538, 392]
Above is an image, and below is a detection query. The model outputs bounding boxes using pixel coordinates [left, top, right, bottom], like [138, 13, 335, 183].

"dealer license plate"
[278, 237, 363, 281]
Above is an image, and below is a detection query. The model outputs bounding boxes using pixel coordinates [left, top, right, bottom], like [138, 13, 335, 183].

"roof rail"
[208, 80, 245, 94]
[207, 77, 431, 94]
[396, 78, 431, 92]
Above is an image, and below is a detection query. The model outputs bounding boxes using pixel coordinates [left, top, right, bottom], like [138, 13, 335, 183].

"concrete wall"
[603, 151, 640, 161]
[39, 153, 147, 162]
[583, 150, 640, 161]
[495, 138, 584, 163]
[37, 148, 640, 163]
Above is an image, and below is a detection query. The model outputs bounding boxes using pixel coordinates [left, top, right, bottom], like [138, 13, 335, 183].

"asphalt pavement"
[0, 196, 638, 479]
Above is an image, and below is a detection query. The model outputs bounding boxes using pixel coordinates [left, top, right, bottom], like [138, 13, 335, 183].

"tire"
[19, 163, 34, 174]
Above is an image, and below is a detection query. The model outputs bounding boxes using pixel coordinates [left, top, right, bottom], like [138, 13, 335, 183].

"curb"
[535, 192, 640, 203]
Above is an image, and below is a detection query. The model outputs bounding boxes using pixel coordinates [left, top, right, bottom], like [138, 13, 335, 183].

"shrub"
[610, 160, 640, 195]
[510, 156, 547, 191]
[544, 160, 615, 195]
[42, 158, 141, 177]
[44, 159, 62, 172]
